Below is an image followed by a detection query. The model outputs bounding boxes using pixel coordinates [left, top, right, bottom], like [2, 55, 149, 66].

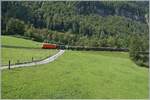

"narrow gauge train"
[42, 43, 128, 51]
[42, 43, 57, 49]
[42, 43, 65, 49]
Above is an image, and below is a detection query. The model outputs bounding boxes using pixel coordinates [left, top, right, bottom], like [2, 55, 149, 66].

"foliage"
[129, 34, 149, 67]
[1, 1, 149, 48]
[6, 18, 25, 35]
[1, 1, 149, 67]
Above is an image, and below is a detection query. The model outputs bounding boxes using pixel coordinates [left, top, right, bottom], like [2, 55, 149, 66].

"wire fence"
[1, 55, 53, 68]
[1, 50, 65, 70]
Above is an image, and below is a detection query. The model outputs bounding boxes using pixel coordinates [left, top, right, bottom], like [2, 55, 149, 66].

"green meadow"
[1, 36, 58, 65]
[1, 36, 41, 48]
[1, 48, 58, 65]
[2, 50, 148, 99]
[1, 1, 148, 99]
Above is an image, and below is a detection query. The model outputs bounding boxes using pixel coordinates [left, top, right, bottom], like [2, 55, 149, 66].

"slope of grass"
[1, 35, 58, 65]
[1, 47, 58, 65]
[2, 51, 148, 99]
[1, 35, 41, 48]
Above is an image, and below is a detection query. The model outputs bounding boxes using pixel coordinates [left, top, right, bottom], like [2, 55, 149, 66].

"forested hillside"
[1, 1, 149, 66]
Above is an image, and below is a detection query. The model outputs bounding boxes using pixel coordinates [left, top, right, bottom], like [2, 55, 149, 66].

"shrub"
[6, 18, 25, 35]
[129, 34, 149, 67]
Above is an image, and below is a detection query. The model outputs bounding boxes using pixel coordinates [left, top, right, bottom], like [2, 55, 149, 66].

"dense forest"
[1, 1, 149, 67]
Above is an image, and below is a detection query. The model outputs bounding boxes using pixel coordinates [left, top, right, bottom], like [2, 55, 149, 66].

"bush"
[6, 18, 25, 35]
[129, 34, 149, 67]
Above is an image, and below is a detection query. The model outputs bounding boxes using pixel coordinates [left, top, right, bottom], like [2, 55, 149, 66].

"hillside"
[1, 1, 149, 67]
[2, 1, 148, 47]
[2, 1, 149, 22]
[1, 36, 58, 65]
[2, 36, 41, 48]
[1, 1, 149, 99]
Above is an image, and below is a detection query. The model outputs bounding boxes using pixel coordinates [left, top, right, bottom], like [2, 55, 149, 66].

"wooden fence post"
[8, 60, 10, 70]
[32, 57, 33, 62]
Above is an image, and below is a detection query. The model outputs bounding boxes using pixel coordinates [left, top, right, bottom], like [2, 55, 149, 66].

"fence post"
[8, 60, 10, 70]
[32, 57, 33, 62]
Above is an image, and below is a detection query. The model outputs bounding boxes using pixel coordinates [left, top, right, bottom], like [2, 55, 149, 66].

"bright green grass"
[1, 47, 58, 65]
[1, 35, 58, 65]
[2, 51, 148, 99]
[1, 35, 41, 48]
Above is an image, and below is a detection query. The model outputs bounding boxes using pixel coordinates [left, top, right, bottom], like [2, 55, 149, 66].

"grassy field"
[2, 50, 148, 99]
[1, 47, 58, 65]
[1, 35, 58, 65]
[1, 35, 41, 48]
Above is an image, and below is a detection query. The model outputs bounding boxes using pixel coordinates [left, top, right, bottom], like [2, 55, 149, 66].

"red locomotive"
[42, 43, 57, 49]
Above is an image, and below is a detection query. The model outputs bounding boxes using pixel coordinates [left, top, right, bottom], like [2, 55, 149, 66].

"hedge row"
[58, 45, 129, 52]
